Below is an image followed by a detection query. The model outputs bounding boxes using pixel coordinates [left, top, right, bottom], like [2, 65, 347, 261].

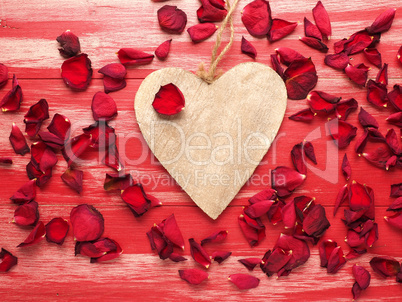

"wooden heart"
[135, 62, 287, 219]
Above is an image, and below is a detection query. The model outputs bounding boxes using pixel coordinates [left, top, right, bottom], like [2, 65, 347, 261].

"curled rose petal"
[342, 154, 351, 180]
[364, 222, 378, 247]
[212, 251, 231, 264]
[299, 37, 328, 52]
[62, 133, 92, 166]
[98, 63, 126, 79]
[187, 23, 217, 43]
[268, 19, 297, 42]
[14, 201, 39, 227]
[343, 30, 380, 55]
[179, 269, 208, 285]
[319, 239, 338, 267]
[24, 99, 49, 129]
[349, 180, 372, 211]
[76, 238, 122, 263]
[245, 200, 275, 219]
[152, 83, 185, 115]
[358, 107, 379, 128]
[334, 185, 348, 216]
[168, 253, 187, 262]
[117, 48, 154, 66]
[387, 197, 402, 212]
[241, 0, 271, 37]
[281, 199, 296, 229]
[291, 142, 306, 175]
[0, 157, 12, 165]
[270, 54, 284, 79]
[384, 212, 402, 230]
[157, 5, 187, 34]
[0, 63, 9, 87]
[61, 53, 92, 91]
[57, 30, 80, 58]
[17, 221, 46, 248]
[364, 48, 382, 68]
[197, 0, 227, 23]
[0, 74, 23, 112]
[9, 123, 29, 156]
[31, 141, 58, 173]
[102, 144, 123, 171]
[239, 258, 261, 271]
[274, 234, 310, 272]
[327, 246, 346, 273]
[353, 265, 370, 289]
[159, 214, 185, 250]
[189, 238, 211, 268]
[38, 131, 64, 150]
[201, 230, 228, 245]
[45, 217, 69, 245]
[276, 47, 305, 66]
[90, 238, 122, 263]
[26, 161, 52, 187]
[308, 90, 340, 114]
[303, 204, 330, 238]
[91, 91, 117, 121]
[238, 213, 265, 247]
[312, 1, 331, 40]
[261, 248, 292, 276]
[121, 184, 152, 217]
[304, 17, 322, 40]
[369, 256, 401, 278]
[324, 52, 349, 70]
[0, 248, 17, 272]
[346, 229, 365, 248]
[376, 63, 388, 85]
[385, 128, 400, 154]
[147, 226, 173, 260]
[304, 141, 317, 164]
[327, 119, 357, 149]
[366, 8, 396, 34]
[155, 39, 172, 60]
[386, 111, 402, 127]
[83, 121, 116, 149]
[336, 98, 358, 121]
[102, 76, 126, 94]
[388, 84, 402, 111]
[289, 108, 315, 122]
[367, 80, 388, 107]
[241, 36, 257, 59]
[228, 274, 260, 290]
[249, 188, 277, 204]
[61, 168, 83, 194]
[70, 204, 104, 242]
[271, 166, 306, 197]
[48, 113, 71, 141]
[284, 58, 318, 100]
[345, 63, 369, 87]
[352, 282, 363, 300]
[104, 173, 133, 191]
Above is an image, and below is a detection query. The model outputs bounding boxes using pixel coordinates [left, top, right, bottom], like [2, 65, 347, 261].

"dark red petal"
[102, 144, 123, 171]
[61, 53, 92, 91]
[157, 5, 187, 34]
[285, 57, 316, 77]
[70, 204, 104, 241]
[369, 256, 401, 278]
[245, 199, 275, 219]
[276, 47, 305, 66]
[31, 141, 58, 172]
[238, 214, 265, 247]
[398, 46, 402, 64]
[26, 161, 52, 187]
[391, 183, 402, 197]
[212, 251, 231, 264]
[98, 63, 126, 79]
[76, 238, 118, 260]
[299, 37, 328, 52]
[362, 141, 394, 169]
[62, 133, 92, 166]
[302, 141, 317, 165]
[37, 131, 63, 150]
[0, 248, 17, 272]
[187, 23, 217, 43]
[147, 226, 173, 260]
[117, 48, 154, 66]
[228, 274, 260, 290]
[346, 229, 365, 248]
[376, 63, 388, 85]
[364, 48, 382, 68]
[102, 76, 126, 94]
[104, 173, 133, 191]
[56, 30, 80, 58]
[121, 184, 151, 217]
[344, 30, 380, 55]
[367, 8, 396, 34]
[352, 282, 362, 300]
[312, 1, 331, 39]
[364, 222, 378, 247]
[336, 98, 358, 121]
[281, 199, 296, 229]
[271, 166, 306, 197]
[0, 63, 9, 87]
[179, 269, 208, 285]
[345, 247, 367, 260]
[14, 201, 39, 226]
[201, 230, 228, 245]
[261, 248, 292, 276]
[61, 168, 83, 194]
[17, 221, 46, 248]
[9, 123, 29, 155]
[319, 239, 337, 267]
[155, 39, 172, 60]
[386, 111, 402, 127]
[355, 130, 369, 154]
[83, 121, 116, 149]
[342, 154, 351, 180]
[348, 180, 372, 211]
[304, 17, 322, 40]
[284, 58, 318, 100]
[388, 84, 402, 111]
[24, 98, 49, 127]
[249, 189, 277, 204]
[327, 246, 346, 273]
[24, 122, 41, 138]
[0, 157, 12, 165]
[274, 234, 310, 271]
[90, 238, 122, 263]
[238, 258, 261, 271]
[0, 74, 23, 112]
[189, 238, 211, 268]
[168, 253, 187, 262]
[358, 107, 379, 128]
[397, 265, 402, 283]
[327, 119, 357, 149]
[241, 36, 257, 59]
[160, 214, 184, 250]
[345, 63, 369, 87]
[268, 19, 297, 42]
[384, 212, 402, 230]
[303, 204, 330, 238]
[387, 197, 402, 212]
[289, 108, 315, 122]
[241, 0, 271, 36]
[45, 217, 69, 245]
[91, 91, 117, 121]
[386, 128, 400, 154]
[291, 142, 306, 174]
[308, 90, 340, 114]
[48, 113, 71, 141]
[333, 184, 348, 216]
[152, 83, 185, 115]
[366, 79, 388, 108]
[324, 52, 349, 70]
[270, 54, 284, 79]
[334, 38, 348, 54]
[197, 0, 227, 23]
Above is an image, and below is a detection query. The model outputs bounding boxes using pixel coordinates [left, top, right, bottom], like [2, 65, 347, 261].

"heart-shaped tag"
[135, 62, 287, 219]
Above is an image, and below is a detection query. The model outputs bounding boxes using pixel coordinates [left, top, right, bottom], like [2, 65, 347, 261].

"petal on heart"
[61, 53, 92, 91]
[0, 74, 23, 112]
[62, 133, 92, 166]
[9, 123, 29, 156]
[187, 23, 217, 43]
[241, 36, 257, 59]
[386, 111, 402, 127]
[0, 248, 18, 272]
[197, 0, 227, 23]
[228, 274, 260, 290]
[61, 168, 83, 194]
[70, 204, 104, 242]
[376, 63, 388, 85]
[364, 48, 382, 68]
[212, 251, 232, 264]
[369, 256, 401, 278]
[307, 90, 340, 114]
[245, 199, 275, 219]
[327, 246, 346, 273]
[0, 63, 9, 88]
[327, 119, 357, 149]
[57, 30, 80, 58]
[284, 58, 318, 100]
[345, 63, 369, 87]
[201, 230, 228, 245]
[24, 99, 49, 125]
[358, 107, 379, 128]
[152, 83, 185, 115]
[91, 91, 118, 121]
[238, 213, 265, 247]
[342, 154, 352, 181]
[121, 184, 152, 217]
[275, 47, 305, 66]
[384, 212, 402, 230]
[303, 204, 330, 238]
[47, 113, 71, 141]
[26, 161, 52, 187]
[168, 253, 187, 262]
[189, 238, 211, 268]
[304, 141, 317, 164]
[291, 142, 306, 175]
[388, 84, 402, 111]
[334, 184, 348, 216]
[31, 141, 58, 173]
[312, 1, 331, 40]
[268, 19, 297, 42]
[155, 39, 172, 60]
[319, 239, 338, 267]
[270, 54, 284, 79]
[104, 173, 133, 192]
[45, 217, 69, 245]
[324, 52, 349, 70]
[304, 17, 322, 40]
[238, 258, 262, 271]
[17, 221, 46, 248]
[387, 197, 402, 212]
[157, 5, 187, 34]
[335, 98, 358, 121]
[117, 48, 154, 66]
[289, 108, 315, 122]
[179, 269, 209, 285]
[14, 201, 39, 226]
[98, 63, 126, 79]
[241, 0, 271, 37]
[366, 8, 396, 34]
[299, 37, 328, 52]
[271, 166, 306, 197]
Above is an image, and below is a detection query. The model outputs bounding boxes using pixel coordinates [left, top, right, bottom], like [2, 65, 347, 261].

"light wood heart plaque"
[135, 62, 287, 219]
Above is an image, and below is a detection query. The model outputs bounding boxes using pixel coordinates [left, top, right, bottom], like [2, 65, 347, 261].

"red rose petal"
[268, 19, 297, 42]
[17, 221, 46, 248]
[241, 0, 271, 37]
[362, 141, 394, 169]
[274, 234, 310, 272]
[38, 131, 64, 150]
[345, 63, 369, 87]
[387, 197, 402, 212]
[14, 201, 39, 226]
[98, 63, 126, 79]
[276, 47, 305, 66]
[284, 58, 318, 100]
[201, 230, 228, 245]
[291, 142, 306, 175]
[289, 108, 315, 122]
[0, 63, 9, 87]
[367, 80, 388, 108]
[270, 54, 284, 79]
[26, 161, 52, 187]
[376, 63, 388, 85]
[345, 247, 367, 260]
[281, 199, 296, 229]
[319, 239, 338, 267]
[304, 17, 322, 40]
[45, 217, 69, 245]
[189, 238, 211, 268]
[102, 144, 123, 171]
[70, 204, 104, 242]
[61, 53, 92, 91]
[121, 184, 152, 217]
[352, 282, 362, 300]
[386, 111, 402, 127]
[0, 248, 17, 272]
[0, 74, 23, 112]
[212, 251, 231, 264]
[271, 166, 306, 197]
[155, 39, 172, 60]
[336, 98, 358, 121]
[343, 30, 380, 55]
[62, 133, 92, 166]
[48, 113, 71, 141]
[299, 36, 328, 52]
[238, 258, 261, 271]
[349, 180, 372, 211]
[245, 199, 275, 219]
[168, 253, 187, 262]
[102, 76, 126, 94]
[346, 229, 365, 248]
[364, 48, 382, 68]
[61, 168, 83, 194]
[9, 123, 29, 156]
[179, 269, 208, 285]
[241, 36, 257, 59]
[24, 99, 49, 126]
[76, 237, 121, 262]
[57, 30, 80, 58]
[0, 157, 12, 165]
[117, 48, 154, 66]
[303, 204, 330, 238]
[238, 213, 265, 247]
[152, 83, 185, 115]
[342, 154, 351, 180]
[187, 23, 217, 43]
[384, 212, 402, 230]
[312, 1, 331, 40]
[388, 84, 402, 111]
[157, 5, 187, 34]
[307, 90, 340, 114]
[159, 214, 184, 250]
[327, 119, 357, 149]
[91, 91, 117, 121]
[386, 128, 400, 154]
[324, 52, 349, 70]
[261, 248, 292, 276]
[83, 121, 116, 149]
[104, 173, 133, 191]
[147, 226, 173, 260]
[327, 246, 346, 273]
[228, 274, 260, 290]
[358, 107, 379, 128]
[398, 46, 402, 64]
[197, 0, 227, 23]
[364, 222, 378, 247]
[369, 256, 401, 278]
[31, 141, 58, 172]
[334, 185, 348, 216]
[91, 239, 122, 263]
[366, 8, 396, 34]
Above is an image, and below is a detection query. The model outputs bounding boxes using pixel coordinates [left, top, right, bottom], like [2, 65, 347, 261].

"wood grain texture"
[0, 0, 401, 301]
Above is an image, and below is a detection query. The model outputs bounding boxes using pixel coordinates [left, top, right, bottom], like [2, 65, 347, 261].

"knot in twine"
[196, 0, 240, 84]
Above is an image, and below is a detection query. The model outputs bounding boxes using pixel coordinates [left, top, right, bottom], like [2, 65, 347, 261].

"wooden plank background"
[0, 0, 401, 300]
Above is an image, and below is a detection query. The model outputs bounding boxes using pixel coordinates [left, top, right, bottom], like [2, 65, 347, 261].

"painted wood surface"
[0, 0, 401, 301]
